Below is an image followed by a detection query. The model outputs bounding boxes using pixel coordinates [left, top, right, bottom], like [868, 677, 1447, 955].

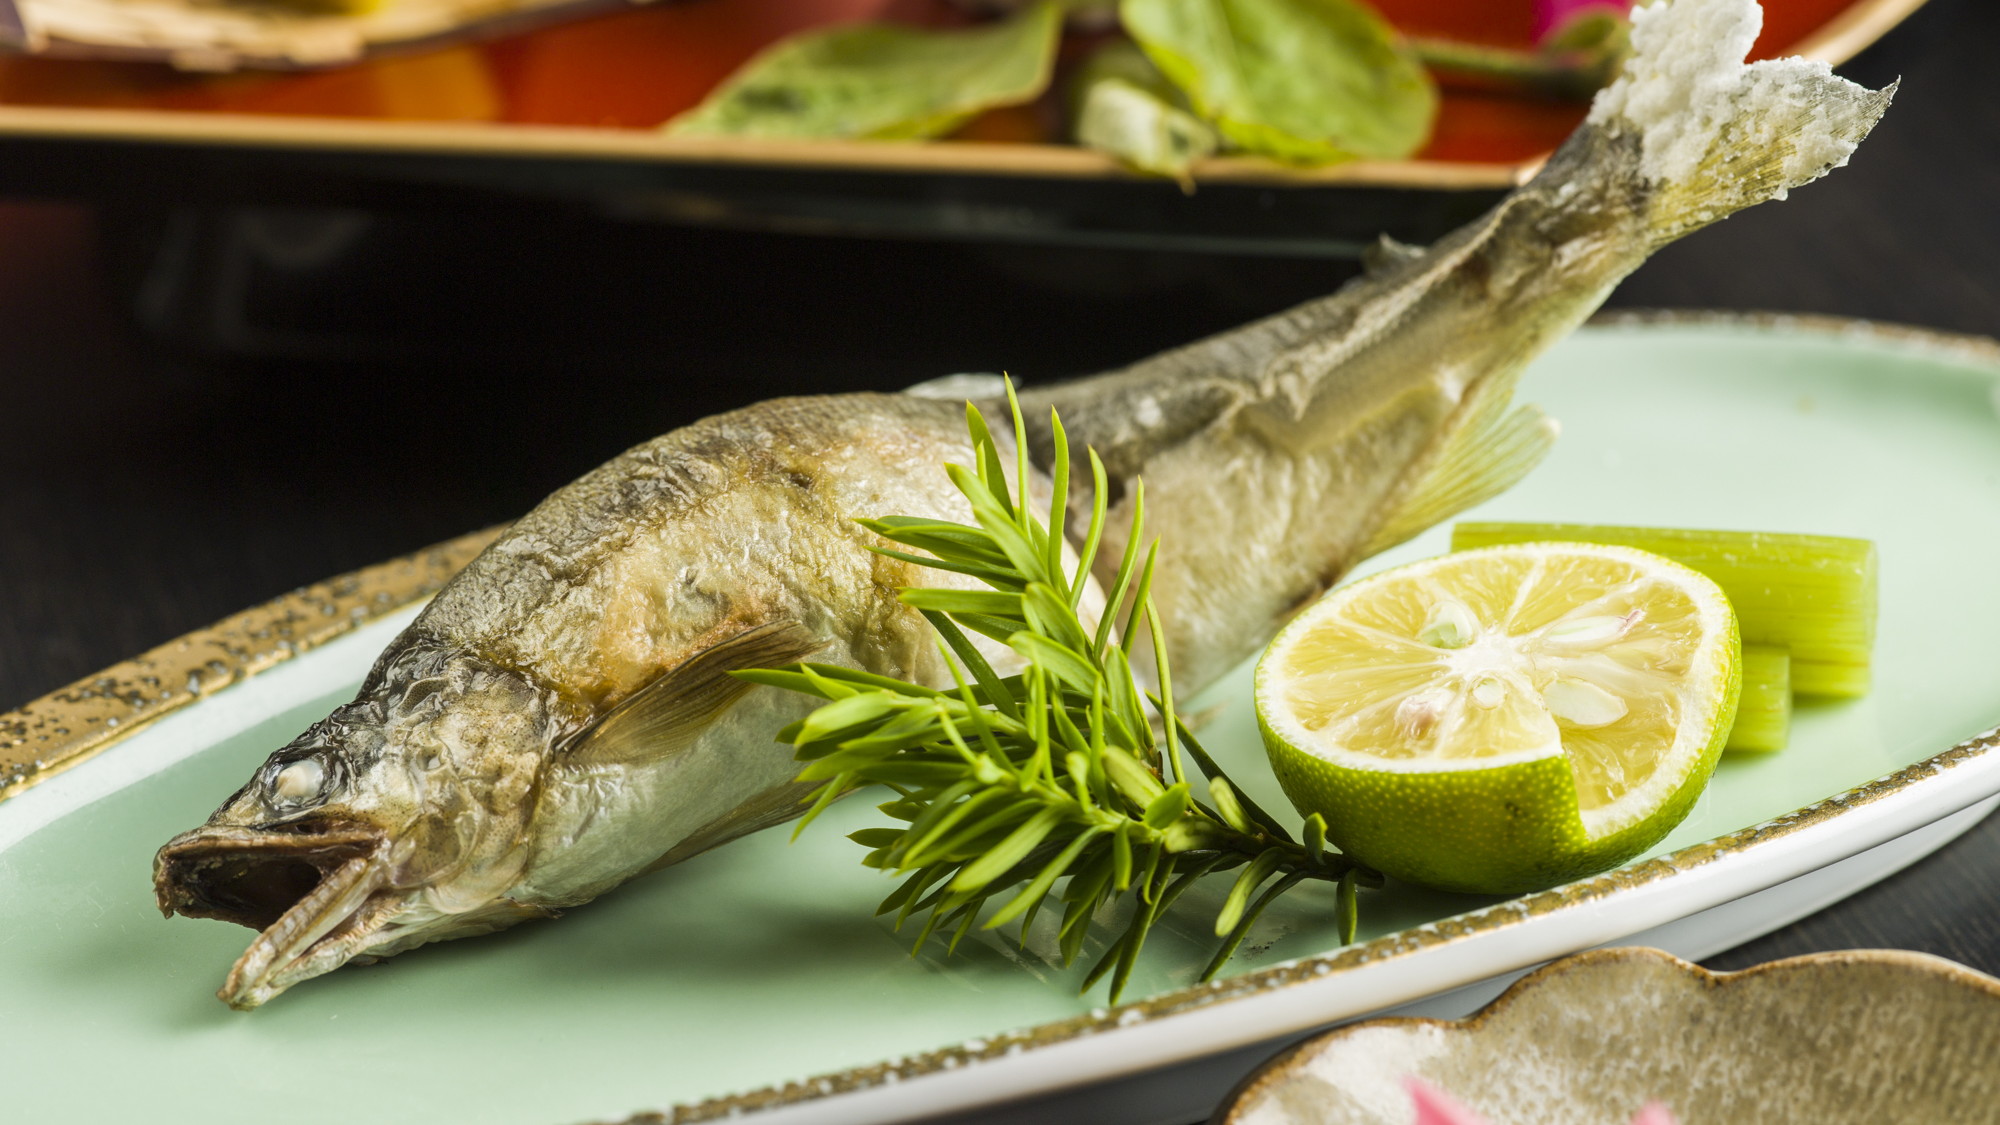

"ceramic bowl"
[1217, 946, 2000, 1124]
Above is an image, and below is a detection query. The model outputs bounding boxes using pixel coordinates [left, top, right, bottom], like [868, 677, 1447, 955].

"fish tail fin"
[1582, 0, 1894, 245]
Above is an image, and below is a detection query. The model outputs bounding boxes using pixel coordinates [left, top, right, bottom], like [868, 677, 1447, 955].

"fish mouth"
[154, 821, 401, 1010]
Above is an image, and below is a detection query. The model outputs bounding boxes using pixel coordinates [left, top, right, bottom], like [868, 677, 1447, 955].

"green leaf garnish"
[1120, 0, 1437, 164]
[746, 381, 1379, 1000]
[665, 3, 1063, 141]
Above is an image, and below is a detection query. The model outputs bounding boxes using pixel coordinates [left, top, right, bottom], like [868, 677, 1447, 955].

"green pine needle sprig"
[735, 384, 1379, 1001]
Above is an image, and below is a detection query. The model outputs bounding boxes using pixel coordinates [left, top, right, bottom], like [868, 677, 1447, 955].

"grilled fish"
[155, 0, 1892, 1009]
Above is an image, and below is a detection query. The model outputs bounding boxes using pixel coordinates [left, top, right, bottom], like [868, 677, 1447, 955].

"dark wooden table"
[2, 0, 1997, 1120]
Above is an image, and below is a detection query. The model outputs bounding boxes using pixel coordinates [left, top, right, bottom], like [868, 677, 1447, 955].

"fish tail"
[1583, 0, 1894, 245]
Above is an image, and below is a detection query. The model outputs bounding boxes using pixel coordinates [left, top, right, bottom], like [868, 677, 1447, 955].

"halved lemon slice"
[1256, 542, 1740, 894]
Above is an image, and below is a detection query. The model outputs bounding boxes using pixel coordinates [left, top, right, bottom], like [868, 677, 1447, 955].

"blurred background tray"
[0, 0, 1929, 255]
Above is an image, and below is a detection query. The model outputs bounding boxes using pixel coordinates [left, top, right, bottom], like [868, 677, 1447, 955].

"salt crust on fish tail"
[1589, 0, 1889, 197]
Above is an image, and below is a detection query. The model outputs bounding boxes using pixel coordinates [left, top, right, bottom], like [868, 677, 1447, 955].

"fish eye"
[271, 758, 327, 805]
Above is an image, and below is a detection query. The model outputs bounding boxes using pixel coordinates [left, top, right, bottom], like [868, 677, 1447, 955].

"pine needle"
[741, 388, 1376, 1001]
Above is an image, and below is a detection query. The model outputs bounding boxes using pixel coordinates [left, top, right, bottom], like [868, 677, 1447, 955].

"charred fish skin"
[156, 0, 1891, 1009]
[421, 394, 1045, 905]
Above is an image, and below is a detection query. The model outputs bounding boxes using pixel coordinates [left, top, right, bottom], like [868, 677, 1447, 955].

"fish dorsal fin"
[904, 373, 1011, 400]
[1358, 376, 1559, 560]
[1361, 234, 1425, 276]
[563, 621, 823, 768]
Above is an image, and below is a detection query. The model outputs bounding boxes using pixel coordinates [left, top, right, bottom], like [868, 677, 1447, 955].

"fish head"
[154, 646, 563, 1009]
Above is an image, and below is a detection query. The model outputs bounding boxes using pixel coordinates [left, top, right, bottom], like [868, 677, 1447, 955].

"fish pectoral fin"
[562, 620, 824, 768]
[1358, 377, 1559, 561]
[642, 779, 825, 873]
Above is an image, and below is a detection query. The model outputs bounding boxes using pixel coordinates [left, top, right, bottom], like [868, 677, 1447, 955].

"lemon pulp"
[1256, 543, 1739, 893]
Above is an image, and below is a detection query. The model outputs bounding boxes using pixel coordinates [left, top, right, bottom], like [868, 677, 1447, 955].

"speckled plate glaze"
[1216, 945, 2000, 1124]
[5, 313, 2000, 1125]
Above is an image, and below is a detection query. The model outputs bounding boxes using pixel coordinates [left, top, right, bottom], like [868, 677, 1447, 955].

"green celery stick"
[1452, 522, 1876, 698]
[1725, 645, 1791, 753]
[1788, 659, 1870, 698]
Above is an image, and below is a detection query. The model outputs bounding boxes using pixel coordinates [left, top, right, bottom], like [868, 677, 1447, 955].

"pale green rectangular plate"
[6, 314, 2000, 1125]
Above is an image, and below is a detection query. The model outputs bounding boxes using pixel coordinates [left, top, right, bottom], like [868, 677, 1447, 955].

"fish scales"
[154, 0, 1892, 1008]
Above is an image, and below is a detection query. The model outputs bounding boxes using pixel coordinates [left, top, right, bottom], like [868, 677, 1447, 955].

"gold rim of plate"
[0, 0, 1929, 189]
[4, 309, 1997, 1124]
